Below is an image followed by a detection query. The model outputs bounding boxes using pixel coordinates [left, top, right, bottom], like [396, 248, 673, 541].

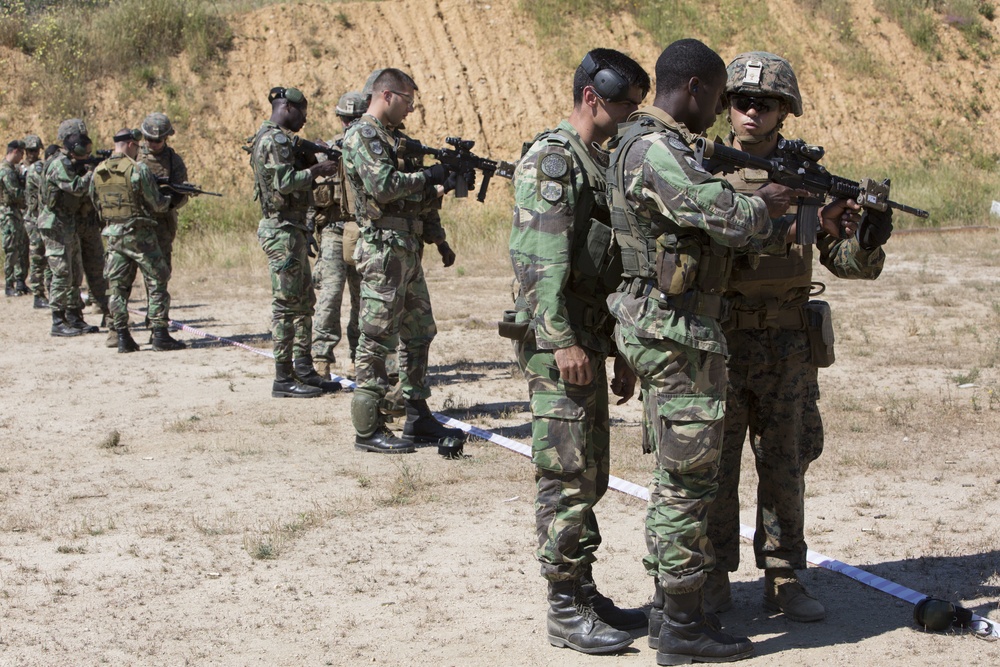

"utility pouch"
[804, 300, 835, 367]
[342, 220, 361, 266]
[498, 309, 529, 341]
[655, 237, 700, 296]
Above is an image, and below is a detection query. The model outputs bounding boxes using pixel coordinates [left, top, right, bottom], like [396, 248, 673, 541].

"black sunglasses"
[730, 95, 781, 114]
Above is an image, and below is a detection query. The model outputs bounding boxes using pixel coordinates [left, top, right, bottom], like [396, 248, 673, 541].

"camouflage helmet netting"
[336, 91, 368, 118]
[57, 118, 88, 142]
[726, 52, 803, 117]
[141, 112, 175, 140]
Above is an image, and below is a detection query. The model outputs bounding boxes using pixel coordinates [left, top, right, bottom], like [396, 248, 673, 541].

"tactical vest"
[92, 156, 142, 223]
[607, 110, 732, 317]
[348, 119, 429, 223]
[249, 123, 310, 219]
[40, 156, 86, 215]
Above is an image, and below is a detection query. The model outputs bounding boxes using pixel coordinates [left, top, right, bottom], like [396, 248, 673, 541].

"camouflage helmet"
[57, 118, 88, 142]
[726, 52, 802, 117]
[361, 69, 385, 101]
[141, 112, 175, 141]
[23, 134, 43, 150]
[336, 91, 368, 118]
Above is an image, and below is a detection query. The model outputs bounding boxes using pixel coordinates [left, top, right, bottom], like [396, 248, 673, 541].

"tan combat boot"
[764, 568, 825, 622]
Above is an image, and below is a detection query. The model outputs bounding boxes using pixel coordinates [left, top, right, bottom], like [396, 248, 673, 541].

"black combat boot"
[51, 310, 83, 337]
[352, 388, 415, 453]
[66, 309, 99, 333]
[650, 579, 723, 650]
[272, 361, 321, 398]
[656, 589, 752, 666]
[33, 294, 49, 309]
[293, 356, 342, 393]
[117, 328, 141, 353]
[14, 279, 29, 296]
[402, 398, 466, 458]
[5, 283, 16, 297]
[546, 580, 633, 654]
[150, 327, 186, 351]
[579, 566, 647, 631]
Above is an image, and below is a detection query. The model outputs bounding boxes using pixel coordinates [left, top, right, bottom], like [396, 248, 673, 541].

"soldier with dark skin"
[248, 86, 341, 398]
[510, 49, 649, 655]
[138, 113, 188, 276]
[704, 52, 885, 623]
[1, 140, 29, 297]
[342, 68, 466, 456]
[21, 135, 52, 308]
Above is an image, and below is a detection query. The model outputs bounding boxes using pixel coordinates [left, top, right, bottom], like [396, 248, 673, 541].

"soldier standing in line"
[38, 123, 100, 337]
[1, 139, 30, 297]
[704, 53, 886, 622]
[342, 68, 466, 456]
[138, 113, 187, 277]
[248, 85, 341, 398]
[90, 128, 185, 353]
[311, 91, 366, 379]
[21, 135, 52, 308]
[605, 39, 812, 664]
[508, 49, 649, 655]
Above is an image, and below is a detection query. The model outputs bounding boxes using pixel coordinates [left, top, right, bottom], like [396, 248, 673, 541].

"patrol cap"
[23, 135, 43, 150]
[57, 118, 88, 143]
[361, 69, 385, 100]
[336, 91, 367, 118]
[141, 112, 175, 141]
[7, 139, 26, 151]
[726, 52, 803, 117]
[268, 86, 306, 106]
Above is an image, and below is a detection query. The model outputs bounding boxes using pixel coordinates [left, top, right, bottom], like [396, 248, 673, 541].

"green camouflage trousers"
[41, 220, 85, 311]
[354, 229, 436, 401]
[615, 323, 727, 595]
[312, 224, 361, 363]
[1, 210, 29, 285]
[77, 218, 107, 301]
[709, 328, 822, 572]
[105, 227, 171, 330]
[259, 225, 315, 364]
[23, 216, 51, 298]
[516, 337, 610, 582]
[151, 211, 178, 274]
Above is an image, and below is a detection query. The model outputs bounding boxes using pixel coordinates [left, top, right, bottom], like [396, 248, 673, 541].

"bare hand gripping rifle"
[398, 136, 516, 202]
[694, 137, 929, 244]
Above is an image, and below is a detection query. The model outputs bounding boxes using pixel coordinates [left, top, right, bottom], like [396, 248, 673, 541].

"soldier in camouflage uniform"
[343, 68, 466, 456]
[249, 85, 341, 398]
[21, 135, 52, 308]
[38, 122, 101, 337]
[704, 52, 888, 623]
[90, 128, 185, 352]
[311, 91, 366, 377]
[605, 39, 816, 665]
[509, 49, 649, 655]
[1, 140, 30, 297]
[138, 113, 188, 276]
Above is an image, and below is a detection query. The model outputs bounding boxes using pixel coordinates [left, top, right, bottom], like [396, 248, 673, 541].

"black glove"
[422, 163, 450, 187]
[437, 241, 456, 267]
[858, 207, 893, 251]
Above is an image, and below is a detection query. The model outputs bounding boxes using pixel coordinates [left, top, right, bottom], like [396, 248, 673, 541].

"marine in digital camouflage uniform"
[89, 128, 185, 353]
[21, 135, 52, 307]
[138, 112, 188, 275]
[704, 52, 888, 624]
[509, 49, 649, 655]
[38, 123, 100, 337]
[310, 91, 366, 377]
[248, 85, 341, 398]
[343, 68, 465, 456]
[1, 140, 29, 297]
[604, 40, 808, 665]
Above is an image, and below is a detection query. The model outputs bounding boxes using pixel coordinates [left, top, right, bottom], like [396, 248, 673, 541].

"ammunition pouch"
[622, 278, 731, 321]
[342, 220, 361, 265]
[803, 300, 835, 367]
[498, 309, 530, 341]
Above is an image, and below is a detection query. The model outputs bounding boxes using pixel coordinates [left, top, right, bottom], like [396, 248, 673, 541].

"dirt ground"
[1, 226, 999, 666]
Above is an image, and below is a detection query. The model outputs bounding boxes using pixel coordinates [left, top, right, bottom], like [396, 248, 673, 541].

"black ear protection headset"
[64, 134, 92, 157]
[581, 53, 629, 102]
[268, 86, 306, 105]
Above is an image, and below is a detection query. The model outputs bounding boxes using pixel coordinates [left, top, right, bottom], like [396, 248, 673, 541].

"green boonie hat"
[336, 91, 367, 118]
[23, 135, 42, 150]
[361, 69, 385, 100]
[57, 118, 88, 142]
[726, 52, 803, 117]
[141, 112, 175, 140]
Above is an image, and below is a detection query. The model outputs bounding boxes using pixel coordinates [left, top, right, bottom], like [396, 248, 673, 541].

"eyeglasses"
[729, 95, 781, 114]
[388, 90, 415, 105]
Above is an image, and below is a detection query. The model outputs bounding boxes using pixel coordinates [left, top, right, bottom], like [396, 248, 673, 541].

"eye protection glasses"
[729, 95, 781, 114]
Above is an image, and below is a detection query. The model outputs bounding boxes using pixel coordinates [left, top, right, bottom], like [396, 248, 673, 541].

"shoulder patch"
[274, 133, 289, 145]
[667, 136, 691, 153]
[540, 181, 564, 203]
[685, 156, 709, 174]
[360, 126, 377, 139]
[370, 140, 383, 155]
[540, 153, 569, 179]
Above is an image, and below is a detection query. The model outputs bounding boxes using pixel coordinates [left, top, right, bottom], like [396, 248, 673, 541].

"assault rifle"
[292, 136, 342, 163]
[75, 149, 113, 169]
[398, 136, 516, 202]
[694, 137, 929, 245]
[156, 176, 223, 198]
